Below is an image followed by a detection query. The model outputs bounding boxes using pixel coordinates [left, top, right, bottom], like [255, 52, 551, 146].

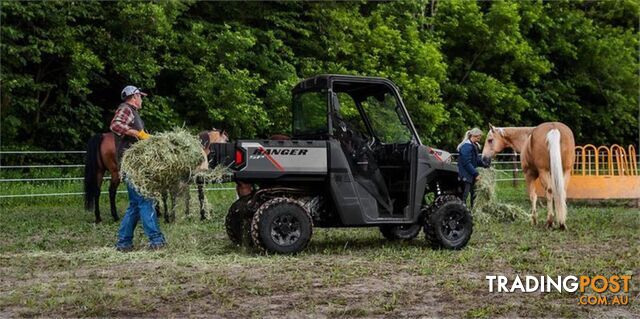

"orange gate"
[536, 145, 640, 200]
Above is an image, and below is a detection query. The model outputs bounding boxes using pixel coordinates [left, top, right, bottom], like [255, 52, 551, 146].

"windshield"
[292, 90, 328, 137]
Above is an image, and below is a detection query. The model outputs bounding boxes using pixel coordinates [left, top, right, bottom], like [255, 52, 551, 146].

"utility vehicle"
[209, 75, 473, 254]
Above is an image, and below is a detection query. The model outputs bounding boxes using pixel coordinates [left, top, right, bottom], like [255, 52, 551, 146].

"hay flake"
[473, 168, 528, 223]
[121, 128, 207, 200]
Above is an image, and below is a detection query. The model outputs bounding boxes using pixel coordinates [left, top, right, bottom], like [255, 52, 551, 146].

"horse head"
[481, 124, 509, 166]
[198, 128, 229, 158]
[210, 128, 229, 144]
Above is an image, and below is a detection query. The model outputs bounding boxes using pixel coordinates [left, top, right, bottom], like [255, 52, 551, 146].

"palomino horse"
[83, 129, 228, 223]
[481, 122, 575, 230]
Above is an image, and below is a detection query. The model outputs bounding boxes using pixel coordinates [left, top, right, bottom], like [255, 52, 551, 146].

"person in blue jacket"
[457, 128, 488, 208]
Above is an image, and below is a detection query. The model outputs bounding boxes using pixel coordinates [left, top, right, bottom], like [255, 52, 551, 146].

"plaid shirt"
[110, 104, 136, 136]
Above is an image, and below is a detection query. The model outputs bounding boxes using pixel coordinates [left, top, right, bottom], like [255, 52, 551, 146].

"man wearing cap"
[110, 85, 166, 251]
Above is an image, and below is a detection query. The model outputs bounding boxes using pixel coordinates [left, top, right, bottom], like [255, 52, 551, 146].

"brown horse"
[83, 129, 228, 223]
[481, 122, 575, 230]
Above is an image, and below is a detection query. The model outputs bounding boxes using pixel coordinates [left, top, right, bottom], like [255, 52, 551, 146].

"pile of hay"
[473, 168, 528, 223]
[121, 128, 229, 200]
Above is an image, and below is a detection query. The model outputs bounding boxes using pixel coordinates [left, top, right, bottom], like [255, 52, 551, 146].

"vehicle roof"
[292, 74, 398, 93]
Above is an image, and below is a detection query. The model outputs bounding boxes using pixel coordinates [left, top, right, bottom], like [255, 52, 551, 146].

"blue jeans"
[116, 181, 166, 248]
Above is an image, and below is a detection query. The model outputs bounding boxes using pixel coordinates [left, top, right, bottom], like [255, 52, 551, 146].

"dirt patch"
[213, 270, 444, 318]
[1, 254, 447, 318]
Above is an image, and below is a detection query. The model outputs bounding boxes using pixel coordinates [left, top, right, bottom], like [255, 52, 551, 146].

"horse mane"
[198, 131, 210, 148]
[494, 127, 535, 152]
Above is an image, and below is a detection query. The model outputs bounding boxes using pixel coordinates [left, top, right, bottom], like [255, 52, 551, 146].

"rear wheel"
[424, 195, 473, 249]
[225, 195, 253, 246]
[379, 224, 421, 241]
[251, 197, 313, 254]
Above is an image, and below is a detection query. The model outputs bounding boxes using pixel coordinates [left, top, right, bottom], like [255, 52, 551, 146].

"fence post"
[512, 153, 519, 187]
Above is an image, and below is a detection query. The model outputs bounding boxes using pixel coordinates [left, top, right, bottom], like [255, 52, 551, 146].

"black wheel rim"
[271, 213, 301, 246]
[440, 209, 467, 243]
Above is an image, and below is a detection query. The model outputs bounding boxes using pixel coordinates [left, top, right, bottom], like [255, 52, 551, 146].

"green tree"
[0, 1, 186, 150]
[1, 0, 637, 152]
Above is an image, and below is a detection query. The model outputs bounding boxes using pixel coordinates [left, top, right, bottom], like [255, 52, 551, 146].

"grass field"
[1, 180, 638, 318]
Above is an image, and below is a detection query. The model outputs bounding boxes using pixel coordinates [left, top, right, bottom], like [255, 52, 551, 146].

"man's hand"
[475, 175, 481, 182]
[136, 130, 151, 140]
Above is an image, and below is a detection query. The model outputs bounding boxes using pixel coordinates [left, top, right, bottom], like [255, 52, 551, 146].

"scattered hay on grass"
[121, 128, 225, 200]
[473, 168, 528, 223]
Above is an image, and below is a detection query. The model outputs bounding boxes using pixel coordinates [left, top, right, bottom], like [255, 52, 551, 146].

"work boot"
[116, 245, 134, 253]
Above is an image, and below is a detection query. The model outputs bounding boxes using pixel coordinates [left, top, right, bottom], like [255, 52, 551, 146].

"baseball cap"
[121, 85, 148, 100]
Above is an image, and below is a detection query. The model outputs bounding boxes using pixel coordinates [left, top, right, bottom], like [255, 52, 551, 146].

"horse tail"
[546, 129, 567, 226]
[84, 133, 103, 211]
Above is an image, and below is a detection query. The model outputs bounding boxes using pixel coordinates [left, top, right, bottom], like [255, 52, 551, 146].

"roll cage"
[291, 74, 422, 145]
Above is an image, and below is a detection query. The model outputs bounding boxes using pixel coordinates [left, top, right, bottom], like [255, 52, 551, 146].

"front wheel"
[250, 197, 313, 254]
[379, 224, 421, 241]
[424, 195, 473, 249]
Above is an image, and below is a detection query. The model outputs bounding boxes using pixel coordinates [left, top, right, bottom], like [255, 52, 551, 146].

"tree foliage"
[1, 0, 637, 151]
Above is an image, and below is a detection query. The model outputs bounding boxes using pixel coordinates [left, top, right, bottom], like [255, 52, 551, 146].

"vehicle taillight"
[235, 149, 244, 166]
